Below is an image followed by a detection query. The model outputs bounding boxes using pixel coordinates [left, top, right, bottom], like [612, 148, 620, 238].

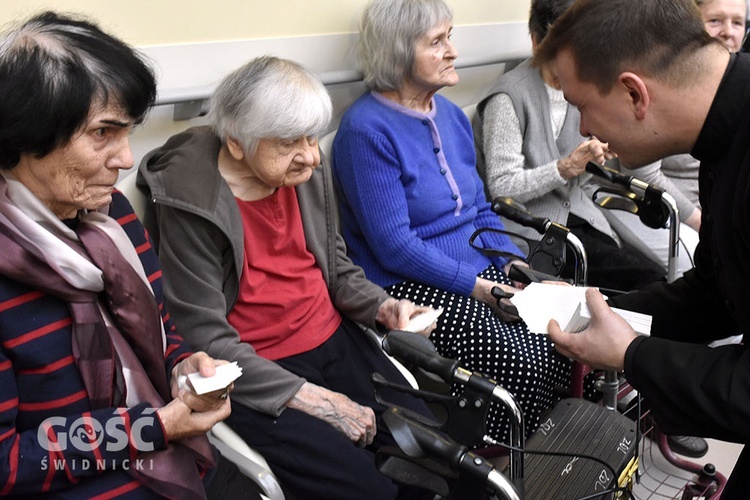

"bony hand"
[548, 288, 637, 371]
[171, 352, 232, 412]
[403, 307, 442, 337]
[287, 382, 377, 447]
[157, 395, 231, 442]
[558, 138, 615, 179]
[377, 297, 434, 335]
[472, 277, 522, 322]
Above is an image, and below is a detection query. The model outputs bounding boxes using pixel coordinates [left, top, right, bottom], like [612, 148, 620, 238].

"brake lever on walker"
[490, 286, 521, 322]
[507, 264, 570, 285]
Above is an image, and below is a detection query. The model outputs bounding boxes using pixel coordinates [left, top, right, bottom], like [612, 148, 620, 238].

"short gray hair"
[358, 0, 453, 91]
[209, 56, 332, 154]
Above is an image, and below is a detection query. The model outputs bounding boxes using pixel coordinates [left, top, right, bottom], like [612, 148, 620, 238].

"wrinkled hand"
[157, 396, 230, 442]
[287, 382, 376, 446]
[548, 288, 637, 371]
[558, 138, 615, 179]
[171, 352, 232, 413]
[472, 277, 522, 322]
[377, 298, 435, 336]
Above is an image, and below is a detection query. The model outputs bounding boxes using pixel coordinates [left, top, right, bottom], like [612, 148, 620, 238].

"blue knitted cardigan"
[332, 91, 523, 297]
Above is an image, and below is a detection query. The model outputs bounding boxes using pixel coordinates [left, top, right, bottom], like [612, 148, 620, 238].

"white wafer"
[186, 361, 243, 395]
[403, 307, 443, 333]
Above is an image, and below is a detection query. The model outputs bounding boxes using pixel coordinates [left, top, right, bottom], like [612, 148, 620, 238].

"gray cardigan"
[474, 59, 616, 245]
[137, 126, 391, 416]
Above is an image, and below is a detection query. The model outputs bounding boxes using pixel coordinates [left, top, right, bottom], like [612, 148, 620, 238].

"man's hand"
[548, 288, 638, 371]
[287, 382, 377, 447]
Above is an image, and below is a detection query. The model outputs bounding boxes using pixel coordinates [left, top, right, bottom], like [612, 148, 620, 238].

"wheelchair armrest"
[208, 421, 285, 500]
[361, 326, 420, 389]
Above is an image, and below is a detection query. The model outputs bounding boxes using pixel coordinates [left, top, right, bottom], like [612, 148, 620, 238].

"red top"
[227, 186, 341, 360]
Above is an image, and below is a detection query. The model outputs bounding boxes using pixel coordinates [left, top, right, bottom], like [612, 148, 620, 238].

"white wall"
[0, 1, 533, 170]
[0, 1, 531, 43]
[130, 22, 532, 167]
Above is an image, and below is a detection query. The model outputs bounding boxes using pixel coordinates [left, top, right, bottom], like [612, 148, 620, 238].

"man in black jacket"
[535, 0, 750, 497]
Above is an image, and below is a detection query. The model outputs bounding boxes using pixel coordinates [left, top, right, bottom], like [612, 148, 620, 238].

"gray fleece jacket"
[137, 126, 391, 416]
[473, 59, 617, 245]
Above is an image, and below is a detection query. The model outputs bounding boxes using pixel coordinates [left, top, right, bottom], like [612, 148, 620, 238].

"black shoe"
[666, 434, 709, 458]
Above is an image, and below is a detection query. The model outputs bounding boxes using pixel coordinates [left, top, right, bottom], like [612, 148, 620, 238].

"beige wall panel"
[0, 1, 533, 170]
[0, 0, 530, 45]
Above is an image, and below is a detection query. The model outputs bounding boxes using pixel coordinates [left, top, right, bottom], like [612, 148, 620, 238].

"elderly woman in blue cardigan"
[332, 0, 584, 442]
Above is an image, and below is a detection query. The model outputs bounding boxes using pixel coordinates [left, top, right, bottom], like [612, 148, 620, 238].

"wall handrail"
[156, 50, 529, 119]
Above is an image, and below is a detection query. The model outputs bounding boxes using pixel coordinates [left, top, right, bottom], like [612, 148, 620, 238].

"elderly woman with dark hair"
[0, 11, 260, 499]
[138, 56, 434, 500]
[331, 0, 579, 444]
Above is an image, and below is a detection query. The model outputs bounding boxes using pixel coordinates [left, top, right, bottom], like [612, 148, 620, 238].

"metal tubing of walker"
[492, 385, 525, 492]
[626, 179, 681, 283]
[660, 192, 680, 284]
[487, 469, 522, 500]
[568, 229, 619, 410]
[565, 232, 588, 287]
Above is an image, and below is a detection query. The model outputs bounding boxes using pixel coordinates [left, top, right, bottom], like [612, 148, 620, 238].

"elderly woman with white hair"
[661, 0, 749, 212]
[138, 56, 434, 500]
[332, 0, 585, 444]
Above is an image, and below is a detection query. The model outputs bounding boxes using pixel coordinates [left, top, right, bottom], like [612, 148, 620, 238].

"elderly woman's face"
[701, 0, 747, 52]
[246, 136, 321, 189]
[409, 21, 459, 92]
[15, 103, 134, 219]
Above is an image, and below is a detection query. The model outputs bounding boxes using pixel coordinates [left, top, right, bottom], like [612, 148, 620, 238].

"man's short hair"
[534, 0, 716, 93]
[529, 0, 576, 43]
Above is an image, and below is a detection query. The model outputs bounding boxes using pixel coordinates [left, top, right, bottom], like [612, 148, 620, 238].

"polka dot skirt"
[386, 265, 595, 445]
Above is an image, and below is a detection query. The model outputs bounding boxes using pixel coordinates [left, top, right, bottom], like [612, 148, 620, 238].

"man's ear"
[619, 72, 650, 120]
[226, 137, 246, 161]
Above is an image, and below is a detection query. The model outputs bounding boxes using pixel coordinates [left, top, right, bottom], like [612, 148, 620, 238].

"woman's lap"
[225, 319, 433, 500]
[385, 265, 574, 441]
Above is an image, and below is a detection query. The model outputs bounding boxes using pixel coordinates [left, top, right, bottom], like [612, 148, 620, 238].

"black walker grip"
[382, 330, 459, 384]
[491, 197, 550, 235]
[507, 264, 568, 285]
[383, 407, 468, 469]
[585, 161, 633, 187]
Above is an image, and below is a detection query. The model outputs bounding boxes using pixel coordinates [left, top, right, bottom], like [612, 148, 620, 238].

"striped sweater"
[0, 191, 193, 498]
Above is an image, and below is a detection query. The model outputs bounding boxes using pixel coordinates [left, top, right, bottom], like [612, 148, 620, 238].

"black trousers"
[561, 214, 666, 292]
[719, 445, 748, 499]
[204, 455, 264, 500]
[225, 319, 433, 500]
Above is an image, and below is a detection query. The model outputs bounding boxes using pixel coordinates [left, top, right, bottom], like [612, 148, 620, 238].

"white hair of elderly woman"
[208, 55, 332, 155]
[358, 0, 453, 92]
